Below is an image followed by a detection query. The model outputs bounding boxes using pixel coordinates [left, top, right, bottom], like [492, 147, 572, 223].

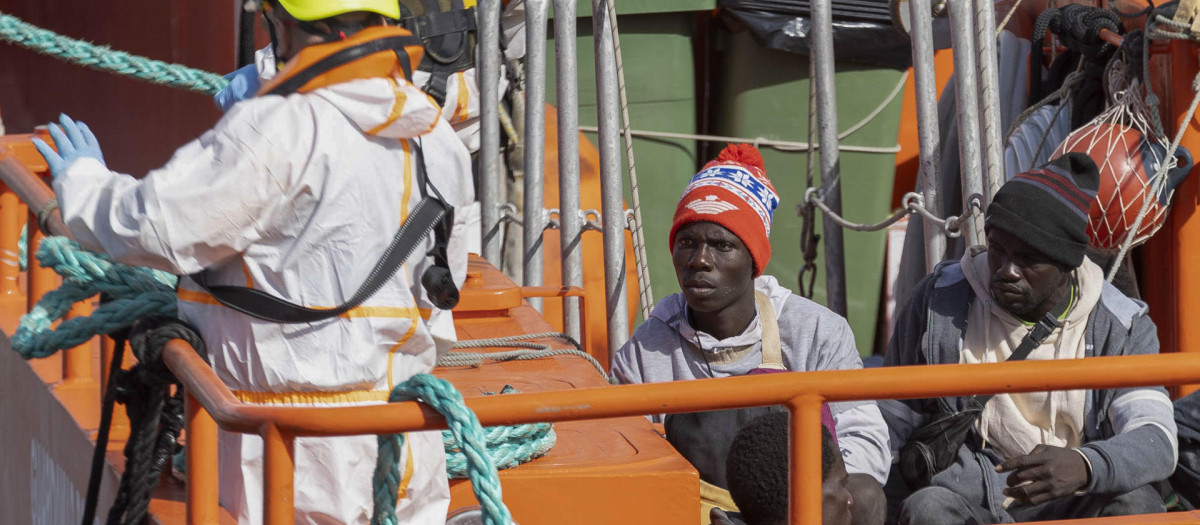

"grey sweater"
[612, 276, 892, 484]
[880, 261, 1177, 511]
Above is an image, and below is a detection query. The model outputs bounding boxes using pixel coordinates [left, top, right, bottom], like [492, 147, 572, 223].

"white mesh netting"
[1053, 56, 1183, 250]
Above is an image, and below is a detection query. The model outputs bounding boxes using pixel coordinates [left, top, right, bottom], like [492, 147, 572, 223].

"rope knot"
[127, 316, 207, 386]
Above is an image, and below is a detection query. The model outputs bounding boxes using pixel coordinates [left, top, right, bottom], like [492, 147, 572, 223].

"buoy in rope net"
[1054, 122, 1193, 249]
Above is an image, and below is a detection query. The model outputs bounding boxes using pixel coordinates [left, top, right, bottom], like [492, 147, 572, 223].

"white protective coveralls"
[53, 37, 474, 524]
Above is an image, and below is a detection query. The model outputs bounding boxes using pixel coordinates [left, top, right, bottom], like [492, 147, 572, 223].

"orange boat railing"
[6, 131, 1200, 525]
[162, 336, 1200, 525]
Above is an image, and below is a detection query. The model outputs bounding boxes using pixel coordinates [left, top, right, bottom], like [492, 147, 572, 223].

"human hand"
[214, 64, 261, 112]
[996, 444, 1090, 506]
[31, 114, 106, 179]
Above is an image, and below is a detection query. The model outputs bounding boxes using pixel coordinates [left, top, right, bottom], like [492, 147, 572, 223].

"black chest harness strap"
[189, 141, 457, 324]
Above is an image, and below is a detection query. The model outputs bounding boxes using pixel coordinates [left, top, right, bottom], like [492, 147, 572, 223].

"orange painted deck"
[439, 258, 697, 523]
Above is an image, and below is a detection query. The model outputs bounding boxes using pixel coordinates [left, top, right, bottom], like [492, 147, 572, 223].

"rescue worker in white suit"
[33, 0, 474, 523]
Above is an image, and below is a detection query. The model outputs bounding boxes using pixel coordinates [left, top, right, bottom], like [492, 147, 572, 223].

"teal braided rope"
[373, 374, 514, 525]
[444, 423, 555, 478]
[12, 237, 178, 359]
[36, 236, 177, 294]
[442, 385, 555, 478]
[0, 12, 229, 95]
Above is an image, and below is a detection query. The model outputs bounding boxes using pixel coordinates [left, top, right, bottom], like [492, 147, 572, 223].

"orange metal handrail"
[0, 144, 67, 238]
[163, 339, 1200, 525]
[1, 138, 93, 389]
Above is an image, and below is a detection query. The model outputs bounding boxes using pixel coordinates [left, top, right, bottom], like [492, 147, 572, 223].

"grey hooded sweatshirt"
[612, 275, 892, 484]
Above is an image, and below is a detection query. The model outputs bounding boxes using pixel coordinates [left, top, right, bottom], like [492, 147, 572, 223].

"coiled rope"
[443, 383, 555, 477]
[11, 237, 177, 359]
[99, 318, 207, 525]
[441, 331, 612, 383]
[373, 374, 516, 525]
[0, 12, 228, 95]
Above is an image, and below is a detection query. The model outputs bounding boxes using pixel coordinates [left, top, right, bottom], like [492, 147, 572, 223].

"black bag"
[898, 305, 1065, 490]
[898, 401, 985, 489]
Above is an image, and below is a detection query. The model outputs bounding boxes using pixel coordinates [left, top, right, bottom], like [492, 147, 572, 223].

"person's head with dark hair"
[984, 152, 1101, 322]
[720, 411, 852, 525]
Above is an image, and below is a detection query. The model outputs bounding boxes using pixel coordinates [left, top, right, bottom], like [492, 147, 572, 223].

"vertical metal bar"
[554, 0, 583, 341]
[591, 0, 629, 352]
[605, 0, 655, 320]
[479, 0, 503, 264]
[811, 0, 847, 316]
[262, 424, 296, 525]
[186, 394, 220, 525]
[0, 187, 20, 296]
[947, 0, 986, 246]
[62, 301, 94, 382]
[523, 0, 550, 312]
[101, 335, 130, 440]
[909, 0, 945, 272]
[975, 0, 1004, 203]
[26, 213, 55, 311]
[788, 394, 824, 525]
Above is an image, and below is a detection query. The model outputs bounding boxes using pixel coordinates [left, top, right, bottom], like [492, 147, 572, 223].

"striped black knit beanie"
[985, 153, 1100, 268]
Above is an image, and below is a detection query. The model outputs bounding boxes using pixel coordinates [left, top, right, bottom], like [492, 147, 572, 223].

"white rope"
[835, 71, 910, 140]
[578, 127, 902, 154]
[577, 70, 908, 156]
[1102, 6, 1200, 281]
[604, 0, 654, 320]
[996, 0, 1024, 38]
[1006, 57, 1086, 142]
[443, 332, 611, 382]
[805, 189, 975, 238]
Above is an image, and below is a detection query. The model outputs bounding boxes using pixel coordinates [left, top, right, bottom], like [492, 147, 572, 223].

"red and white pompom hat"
[669, 143, 781, 276]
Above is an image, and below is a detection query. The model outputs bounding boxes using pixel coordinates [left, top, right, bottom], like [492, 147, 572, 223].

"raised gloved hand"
[214, 64, 261, 112]
[31, 114, 106, 179]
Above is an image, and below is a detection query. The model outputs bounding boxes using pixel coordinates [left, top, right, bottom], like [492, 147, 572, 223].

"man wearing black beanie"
[880, 153, 1178, 524]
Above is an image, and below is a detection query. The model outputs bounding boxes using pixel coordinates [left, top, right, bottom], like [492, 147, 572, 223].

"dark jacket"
[880, 261, 1177, 513]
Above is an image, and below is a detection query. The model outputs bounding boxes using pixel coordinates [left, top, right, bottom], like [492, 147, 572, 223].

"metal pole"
[975, 0, 1004, 203]
[605, 0, 655, 321]
[909, 0, 945, 272]
[554, 0, 583, 341]
[788, 394, 825, 525]
[947, 0, 986, 246]
[591, 0, 629, 352]
[261, 425, 295, 525]
[478, 0, 502, 264]
[523, 0, 550, 312]
[811, 0, 847, 316]
[186, 394, 220, 525]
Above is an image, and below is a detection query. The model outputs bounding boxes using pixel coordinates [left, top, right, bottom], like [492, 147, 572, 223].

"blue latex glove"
[214, 64, 261, 112]
[31, 114, 106, 179]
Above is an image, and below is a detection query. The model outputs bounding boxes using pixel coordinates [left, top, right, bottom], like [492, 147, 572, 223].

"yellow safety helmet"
[272, 0, 401, 21]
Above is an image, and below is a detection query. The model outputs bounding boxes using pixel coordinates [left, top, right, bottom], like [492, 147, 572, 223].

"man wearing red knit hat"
[612, 144, 890, 525]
